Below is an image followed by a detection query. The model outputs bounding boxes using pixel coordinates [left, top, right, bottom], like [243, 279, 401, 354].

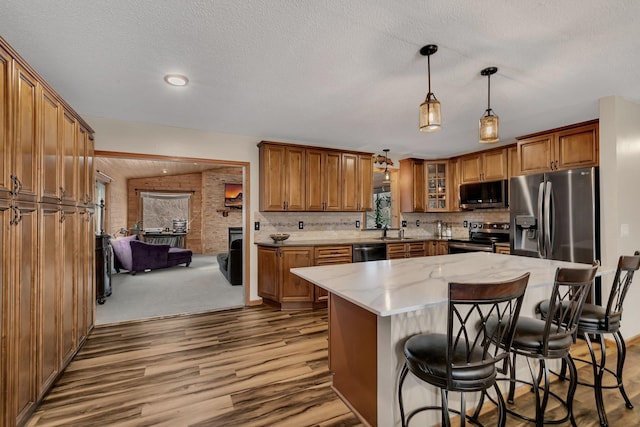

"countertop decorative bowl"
[270, 233, 290, 243]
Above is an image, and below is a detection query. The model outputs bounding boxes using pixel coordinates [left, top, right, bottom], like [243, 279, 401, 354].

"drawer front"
[386, 243, 406, 259]
[315, 246, 352, 264]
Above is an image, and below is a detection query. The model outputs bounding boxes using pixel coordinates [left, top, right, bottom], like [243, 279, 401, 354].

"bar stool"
[398, 273, 530, 427]
[539, 252, 640, 426]
[486, 264, 598, 426]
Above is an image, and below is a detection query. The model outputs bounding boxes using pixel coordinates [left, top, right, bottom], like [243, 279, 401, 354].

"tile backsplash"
[254, 209, 509, 242]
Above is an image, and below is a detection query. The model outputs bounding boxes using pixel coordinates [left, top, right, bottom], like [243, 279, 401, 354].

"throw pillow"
[110, 235, 137, 271]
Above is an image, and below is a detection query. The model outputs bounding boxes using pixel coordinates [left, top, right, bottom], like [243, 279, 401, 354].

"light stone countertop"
[291, 252, 612, 317]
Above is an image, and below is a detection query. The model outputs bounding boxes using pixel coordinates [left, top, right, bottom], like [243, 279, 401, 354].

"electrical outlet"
[254, 221, 260, 231]
[463, 220, 468, 228]
[355, 220, 360, 228]
[298, 221, 304, 229]
[402, 220, 407, 227]
[416, 220, 420, 227]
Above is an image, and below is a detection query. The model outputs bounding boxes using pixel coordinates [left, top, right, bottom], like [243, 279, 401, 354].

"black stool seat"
[404, 334, 496, 391]
[538, 301, 620, 333]
[487, 316, 574, 357]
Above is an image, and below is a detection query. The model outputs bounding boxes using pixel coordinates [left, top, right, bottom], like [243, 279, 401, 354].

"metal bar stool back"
[547, 252, 640, 426]
[498, 264, 598, 426]
[398, 273, 530, 427]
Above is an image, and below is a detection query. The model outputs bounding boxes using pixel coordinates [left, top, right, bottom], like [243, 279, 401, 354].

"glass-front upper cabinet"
[426, 161, 448, 211]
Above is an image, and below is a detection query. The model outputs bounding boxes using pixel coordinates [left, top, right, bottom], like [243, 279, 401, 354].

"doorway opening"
[93, 151, 250, 325]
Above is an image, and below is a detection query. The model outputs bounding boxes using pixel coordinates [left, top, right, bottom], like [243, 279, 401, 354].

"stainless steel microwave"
[459, 179, 508, 209]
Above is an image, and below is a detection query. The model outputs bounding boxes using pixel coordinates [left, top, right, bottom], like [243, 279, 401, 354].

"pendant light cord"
[427, 54, 432, 94]
[486, 73, 491, 112]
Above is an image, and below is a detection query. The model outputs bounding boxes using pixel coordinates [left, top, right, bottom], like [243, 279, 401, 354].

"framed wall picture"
[224, 183, 243, 209]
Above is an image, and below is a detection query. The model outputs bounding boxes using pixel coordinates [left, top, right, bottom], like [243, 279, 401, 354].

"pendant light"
[383, 149, 391, 182]
[419, 44, 442, 132]
[479, 66, 499, 143]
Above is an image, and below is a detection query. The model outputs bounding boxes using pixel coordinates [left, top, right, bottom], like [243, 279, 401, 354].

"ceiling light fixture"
[479, 67, 499, 143]
[419, 44, 442, 133]
[382, 149, 391, 182]
[164, 74, 189, 87]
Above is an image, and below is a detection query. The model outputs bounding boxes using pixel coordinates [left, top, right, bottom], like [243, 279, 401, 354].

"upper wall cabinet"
[458, 148, 508, 184]
[12, 62, 40, 202]
[259, 142, 306, 211]
[306, 148, 341, 211]
[341, 152, 373, 212]
[399, 158, 425, 213]
[516, 119, 599, 175]
[400, 158, 454, 212]
[259, 141, 373, 212]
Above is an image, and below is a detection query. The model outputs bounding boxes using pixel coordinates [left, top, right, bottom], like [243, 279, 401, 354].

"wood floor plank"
[25, 305, 640, 426]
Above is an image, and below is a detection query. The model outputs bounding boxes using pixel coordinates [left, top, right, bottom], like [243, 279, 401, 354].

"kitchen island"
[291, 252, 611, 427]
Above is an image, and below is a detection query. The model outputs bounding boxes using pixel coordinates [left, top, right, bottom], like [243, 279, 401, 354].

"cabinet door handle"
[9, 206, 21, 225]
[555, 160, 558, 169]
[9, 175, 21, 196]
[59, 186, 66, 201]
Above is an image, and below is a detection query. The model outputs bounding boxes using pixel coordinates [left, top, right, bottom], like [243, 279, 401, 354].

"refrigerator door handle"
[544, 181, 553, 258]
[537, 181, 545, 258]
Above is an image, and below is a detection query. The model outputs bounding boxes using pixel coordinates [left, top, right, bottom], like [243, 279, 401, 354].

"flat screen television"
[224, 183, 243, 209]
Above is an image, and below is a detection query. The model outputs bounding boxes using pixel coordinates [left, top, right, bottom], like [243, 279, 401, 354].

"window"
[140, 192, 191, 231]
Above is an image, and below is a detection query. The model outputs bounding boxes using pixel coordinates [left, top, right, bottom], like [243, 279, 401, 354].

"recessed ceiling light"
[164, 74, 189, 87]
[162, 169, 168, 174]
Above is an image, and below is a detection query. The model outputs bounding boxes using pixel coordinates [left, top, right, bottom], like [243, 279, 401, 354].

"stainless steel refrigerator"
[510, 166, 600, 265]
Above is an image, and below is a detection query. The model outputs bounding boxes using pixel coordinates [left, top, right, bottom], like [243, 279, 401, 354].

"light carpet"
[95, 254, 244, 325]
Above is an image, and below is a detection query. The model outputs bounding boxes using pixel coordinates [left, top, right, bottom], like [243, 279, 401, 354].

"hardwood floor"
[26, 305, 640, 426]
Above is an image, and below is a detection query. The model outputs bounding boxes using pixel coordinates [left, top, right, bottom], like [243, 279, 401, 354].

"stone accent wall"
[128, 173, 204, 253]
[202, 168, 243, 254]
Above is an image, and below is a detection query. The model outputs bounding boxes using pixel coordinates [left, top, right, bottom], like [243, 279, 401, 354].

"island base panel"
[329, 294, 378, 426]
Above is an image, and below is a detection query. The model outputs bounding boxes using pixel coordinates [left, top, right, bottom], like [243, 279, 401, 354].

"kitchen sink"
[377, 237, 402, 241]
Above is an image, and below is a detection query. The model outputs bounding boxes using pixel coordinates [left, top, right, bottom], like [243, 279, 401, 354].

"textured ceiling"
[1, 1, 638, 158]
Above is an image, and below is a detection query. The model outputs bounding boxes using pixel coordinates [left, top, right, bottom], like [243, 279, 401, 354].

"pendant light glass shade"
[419, 44, 441, 132]
[479, 67, 499, 143]
[419, 93, 441, 132]
[479, 110, 499, 143]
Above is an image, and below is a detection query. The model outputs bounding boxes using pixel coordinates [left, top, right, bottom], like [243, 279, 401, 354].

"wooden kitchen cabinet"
[517, 119, 599, 175]
[0, 37, 95, 427]
[3, 201, 38, 427]
[386, 241, 426, 259]
[314, 245, 352, 302]
[426, 240, 449, 256]
[459, 148, 508, 184]
[341, 153, 373, 211]
[507, 144, 519, 179]
[495, 244, 511, 255]
[426, 161, 449, 211]
[12, 62, 39, 203]
[261, 141, 373, 212]
[306, 148, 341, 211]
[259, 142, 306, 211]
[257, 245, 318, 309]
[399, 158, 426, 213]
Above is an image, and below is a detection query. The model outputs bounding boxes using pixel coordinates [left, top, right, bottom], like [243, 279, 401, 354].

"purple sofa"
[111, 235, 192, 275]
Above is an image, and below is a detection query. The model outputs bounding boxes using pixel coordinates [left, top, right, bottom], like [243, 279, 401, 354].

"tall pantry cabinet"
[0, 37, 96, 427]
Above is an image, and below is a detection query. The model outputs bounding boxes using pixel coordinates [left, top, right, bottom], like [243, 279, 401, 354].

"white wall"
[599, 96, 640, 338]
[86, 116, 264, 301]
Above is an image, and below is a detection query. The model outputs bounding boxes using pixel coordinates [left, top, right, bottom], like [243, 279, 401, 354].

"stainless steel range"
[447, 222, 510, 254]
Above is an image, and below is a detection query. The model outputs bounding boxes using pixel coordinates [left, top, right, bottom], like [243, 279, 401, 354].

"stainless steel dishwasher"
[352, 243, 387, 262]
